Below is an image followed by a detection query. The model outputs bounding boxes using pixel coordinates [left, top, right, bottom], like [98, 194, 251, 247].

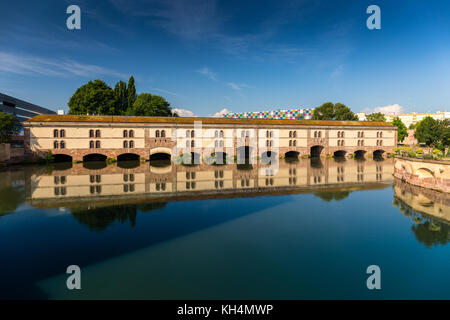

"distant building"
[356, 112, 367, 121]
[384, 111, 449, 127]
[224, 108, 313, 120]
[0, 93, 56, 122]
[402, 129, 418, 145]
[23, 114, 397, 162]
[357, 111, 449, 127]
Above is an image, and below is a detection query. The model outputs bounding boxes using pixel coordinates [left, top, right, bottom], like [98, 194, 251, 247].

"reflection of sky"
[0, 195, 287, 299]
[36, 189, 450, 300]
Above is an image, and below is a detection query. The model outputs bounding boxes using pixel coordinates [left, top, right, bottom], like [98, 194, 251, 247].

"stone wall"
[394, 157, 450, 193]
[0, 143, 10, 162]
[0, 143, 26, 164]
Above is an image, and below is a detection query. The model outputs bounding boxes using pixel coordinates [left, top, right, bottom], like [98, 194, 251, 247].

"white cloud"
[151, 88, 182, 97]
[227, 82, 248, 90]
[172, 108, 195, 117]
[210, 108, 231, 117]
[0, 51, 127, 79]
[109, 0, 221, 40]
[373, 104, 404, 115]
[197, 67, 217, 81]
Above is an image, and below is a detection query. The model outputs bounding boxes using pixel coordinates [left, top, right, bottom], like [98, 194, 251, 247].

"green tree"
[312, 102, 358, 121]
[127, 76, 136, 111]
[126, 93, 173, 116]
[68, 80, 116, 115]
[314, 191, 351, 202]
[414, 117, 442, 147]
[0, 112, 21, 143]
[366, 112, 386, 122]
[441, 120, 450, 147]
[113, 80, 128, 115]
[392, 117, 408, 142]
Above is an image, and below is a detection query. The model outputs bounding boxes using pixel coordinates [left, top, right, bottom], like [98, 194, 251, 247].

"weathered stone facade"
[23, 115, 397, 162]
[394, 157, 450, 193]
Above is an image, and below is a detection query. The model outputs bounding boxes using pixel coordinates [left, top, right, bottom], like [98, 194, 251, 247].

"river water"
[0, 157, 449, 299]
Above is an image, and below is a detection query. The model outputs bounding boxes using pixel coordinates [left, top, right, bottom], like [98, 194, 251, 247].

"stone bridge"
[394, 157, 450, 193]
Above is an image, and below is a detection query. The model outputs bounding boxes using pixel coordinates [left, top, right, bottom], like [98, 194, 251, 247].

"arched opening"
[150, 152, 171, 167]
[310, 145, 324, 157]
[373, 149, 385, 158]
[214, 152, 228, 165]
[117, 153, 140, 168]
[416, 168, 435, 179]
[261, 151, 277, 164]
[333, 150, 346, 158]
[237, 146, 252, 164]
[117, 153, 140, 161]
[150, 152, 171, 161]
[285, 151, 299, 159]
[83, 153, 107, 162]
[52, 154, 73, 163]
[354, 150, 366, 159]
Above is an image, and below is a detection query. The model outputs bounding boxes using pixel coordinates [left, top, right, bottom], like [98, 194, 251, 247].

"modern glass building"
[0, 92, 56, 122]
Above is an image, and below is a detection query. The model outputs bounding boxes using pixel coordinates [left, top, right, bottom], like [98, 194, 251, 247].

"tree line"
[311, 102, 448, 149]
[67, 76, 178, 117]
[68, 86, 447, 150]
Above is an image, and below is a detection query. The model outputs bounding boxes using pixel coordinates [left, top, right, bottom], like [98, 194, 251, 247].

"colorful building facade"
[224, 108, 313, 120]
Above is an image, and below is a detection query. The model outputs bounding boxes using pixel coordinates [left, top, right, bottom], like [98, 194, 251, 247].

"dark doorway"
[52, 154, 73, 163]
[333, 150, 346, 158]
[118, 153, 140, 161]
[83, 153, 107, 162]
[310, 145, 324, 157]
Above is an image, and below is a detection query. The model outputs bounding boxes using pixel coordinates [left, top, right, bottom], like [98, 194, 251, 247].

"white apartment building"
[357, 111, 449, 127]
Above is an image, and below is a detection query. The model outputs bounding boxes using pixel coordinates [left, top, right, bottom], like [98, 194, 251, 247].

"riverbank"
[394, 157, 449, 193]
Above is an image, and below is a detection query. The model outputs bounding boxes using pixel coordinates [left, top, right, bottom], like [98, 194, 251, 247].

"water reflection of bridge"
[27, 158, 394, 208]
[393, 179, 450, 247]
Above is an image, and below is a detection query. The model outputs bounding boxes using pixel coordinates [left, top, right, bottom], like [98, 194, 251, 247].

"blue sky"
[1, 0, 450, 116]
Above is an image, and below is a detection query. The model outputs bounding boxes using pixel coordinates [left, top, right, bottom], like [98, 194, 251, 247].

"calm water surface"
[0, 157, 449, 299]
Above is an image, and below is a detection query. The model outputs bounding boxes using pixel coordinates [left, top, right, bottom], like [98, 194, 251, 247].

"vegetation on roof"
[26, 114, 395, 127]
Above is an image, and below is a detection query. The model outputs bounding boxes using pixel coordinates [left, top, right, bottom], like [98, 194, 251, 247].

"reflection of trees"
[314, 191, 350, 202]
[70, 202, 166, 231]
[0, 185, 24, 217]
[411, 220, 450, 248]
[136, 202, 167, 213]
[394, 197, 450, 248]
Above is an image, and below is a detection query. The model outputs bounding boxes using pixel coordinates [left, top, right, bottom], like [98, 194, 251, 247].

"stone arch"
[373, 149, 385, 158]
[150, 147, 172, 156]
[150, 153, 171, 161]
[310, 145, 324, 157]
[354, 150, 366, 158]
[285, 151, 300, 158]
[416, 167, 435, 179]
[333, 150, 346, 158]
[52, 154, 73, 163]
[117, 153, 140, 161]
[83, 153, 107, 162]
